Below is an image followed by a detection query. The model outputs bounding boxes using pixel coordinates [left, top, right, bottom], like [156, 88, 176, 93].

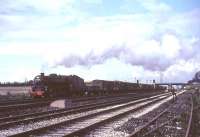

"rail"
[7, 95, 169, 137]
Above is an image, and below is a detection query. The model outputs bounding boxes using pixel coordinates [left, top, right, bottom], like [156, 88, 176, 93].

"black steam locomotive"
[31, 73, 85, 98]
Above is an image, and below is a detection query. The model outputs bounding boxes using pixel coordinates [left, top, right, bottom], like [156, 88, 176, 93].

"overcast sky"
[0, 0, 200, 83]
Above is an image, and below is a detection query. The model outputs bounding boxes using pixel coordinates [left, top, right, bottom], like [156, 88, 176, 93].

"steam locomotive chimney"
[137, 80, 139, 84]
[41, 73, 45, 77]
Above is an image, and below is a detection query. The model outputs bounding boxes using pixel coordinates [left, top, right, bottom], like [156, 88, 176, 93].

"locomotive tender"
[31, 73, 165, 98]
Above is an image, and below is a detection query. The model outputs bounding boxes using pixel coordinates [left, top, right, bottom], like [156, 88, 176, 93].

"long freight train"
[85, 80, 165, 96]
[31, 73, 166, 98]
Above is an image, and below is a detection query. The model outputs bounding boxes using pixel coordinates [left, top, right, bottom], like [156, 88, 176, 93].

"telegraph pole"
[160, 71, 163, 83]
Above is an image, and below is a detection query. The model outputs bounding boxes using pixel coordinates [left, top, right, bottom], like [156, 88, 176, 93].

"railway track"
[0, 93, 170, 129]
[128, 93, 194, 137]
[184, 95, 193, 137]
[0, 91, 164, 105]
[0, 93, 132, 106]
[0, 92, 166, 118]
[3, 93, 170, 136]
[0, 98, 33, 106]
[0, 95, 143, 127]
[0, 100, 52, 111]
[0, 92, 162, 111]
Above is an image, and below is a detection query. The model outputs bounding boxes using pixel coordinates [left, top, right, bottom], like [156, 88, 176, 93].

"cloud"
[140, 0, 172, 12]
[6, 66, 41, 82]
[83, 0, 102, 5]
[55, 33, 186, 71]
[50, 8, 199, 72]
[1, 0, 75, 15]
[123, 0, 172, 13]
[0, 0, 200, 82]
[57, 46, 128, 67]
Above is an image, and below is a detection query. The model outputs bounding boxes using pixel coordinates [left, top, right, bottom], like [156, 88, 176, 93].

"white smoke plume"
[57, 34, 200, 73]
